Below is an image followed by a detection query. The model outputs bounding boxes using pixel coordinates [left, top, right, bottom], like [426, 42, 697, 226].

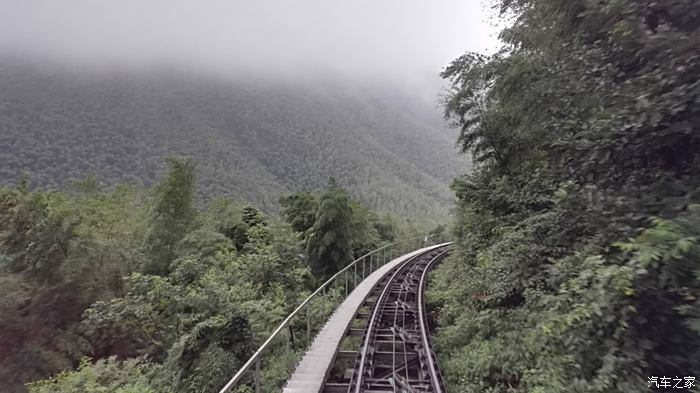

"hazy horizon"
[0, 1, 501, 85]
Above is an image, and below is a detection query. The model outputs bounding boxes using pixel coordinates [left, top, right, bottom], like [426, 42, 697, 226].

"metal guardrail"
[218, 233, 450, 393]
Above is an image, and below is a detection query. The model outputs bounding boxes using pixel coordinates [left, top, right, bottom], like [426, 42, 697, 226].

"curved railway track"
[322, 247, 450, 393]
[220, 237, 451, 393]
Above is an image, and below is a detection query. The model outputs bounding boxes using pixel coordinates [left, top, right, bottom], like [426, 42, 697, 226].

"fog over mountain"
[0, 0, 499, 78]
[1, 60, 472, 223]
[0, 0, 500, 222]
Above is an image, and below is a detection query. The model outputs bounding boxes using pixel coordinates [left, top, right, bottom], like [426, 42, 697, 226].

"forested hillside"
[429, 0, 700, 392]
[0, 60, 466, 224]
[0, 157, 430, 392]
[4, 0, 698, 391]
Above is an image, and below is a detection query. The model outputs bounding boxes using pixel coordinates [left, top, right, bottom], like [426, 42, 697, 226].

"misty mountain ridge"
[0, 60, 467, 223]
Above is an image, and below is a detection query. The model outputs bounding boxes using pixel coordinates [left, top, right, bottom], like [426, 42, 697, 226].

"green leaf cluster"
[2, 156, 418, 392]
[26, 357, 160, 393]
[430, 0, 700, 391]
[281, 180, 432, 280]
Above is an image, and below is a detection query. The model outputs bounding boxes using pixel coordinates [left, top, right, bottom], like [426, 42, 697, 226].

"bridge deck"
[282, 243, 450, 393]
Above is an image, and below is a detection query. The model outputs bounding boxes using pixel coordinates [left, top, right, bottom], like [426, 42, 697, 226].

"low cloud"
[0, 0, 500, 82]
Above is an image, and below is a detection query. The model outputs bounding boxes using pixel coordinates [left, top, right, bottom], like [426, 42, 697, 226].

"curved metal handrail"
[218, 233, 449, 393]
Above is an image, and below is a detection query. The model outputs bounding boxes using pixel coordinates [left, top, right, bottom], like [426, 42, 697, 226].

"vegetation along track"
[323, 246, 451, 393]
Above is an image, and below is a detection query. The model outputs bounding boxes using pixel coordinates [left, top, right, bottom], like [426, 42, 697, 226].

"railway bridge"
[219, 235, 451, 393]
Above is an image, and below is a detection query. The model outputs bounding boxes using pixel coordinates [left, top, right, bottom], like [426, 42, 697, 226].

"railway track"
[322, 247, 450, 393]
[223, 239, 451, 393]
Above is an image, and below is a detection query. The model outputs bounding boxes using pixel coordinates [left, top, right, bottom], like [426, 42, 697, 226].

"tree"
[202, 198, 250, 251]
[143, 157, 196, 275]
[0, 180, 148, 392]
[349, 201, 380, 257]
[1, 162, 315, 393]
[306, 181, 354, 278]
[26, 357, 159, 393]
[372, 214, 395, 242]
[279, 192, 318, 235]
[241, 205, 266, 227]
[431, 0, 700, 392]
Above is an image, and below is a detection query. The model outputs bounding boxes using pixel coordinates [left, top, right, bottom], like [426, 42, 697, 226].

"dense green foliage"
[306, 179, 354, 278]
[0, 157, 420, 392]
[143, 157, 196, 275]
[26, 357, 159, 393]
[0, 180, 147, 391]
[282, 181, 414, 279]
[0, 61, 467, 224]
[429, 0, 700, 392]
[279, 192, 318, 234]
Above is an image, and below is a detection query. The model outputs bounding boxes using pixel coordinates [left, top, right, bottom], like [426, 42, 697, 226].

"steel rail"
[218, 234, 447, 393]
[417, 249, 450, 393]
[349, 246, 450, 393]
[350, 249, 421, 393]
[392, 262, 420, 388]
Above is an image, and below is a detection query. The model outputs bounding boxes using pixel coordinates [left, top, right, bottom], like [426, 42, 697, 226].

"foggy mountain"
[0, 59, 468, 223]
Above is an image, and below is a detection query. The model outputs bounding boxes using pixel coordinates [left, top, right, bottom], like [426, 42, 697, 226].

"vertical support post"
[281, 325, 292, 355]
[322, 286, 326, 319]
[354, 263, 357, 288]
[255, 357, 260, 393]
[286, 323, 291, 354]
[306, 303, 310, 344]
[362, 257, 365, 279]
[345, 270, 348, 297]
[286, 324, 293, 370]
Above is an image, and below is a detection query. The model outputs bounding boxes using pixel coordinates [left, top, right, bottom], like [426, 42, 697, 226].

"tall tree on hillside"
[143, 157, 196, 275]
[374, 213, 398, 243]
[241, 205, 266, 227]
[306, 179, 353, 278]
[279, 191, 318, 235]
[349, 201, 380, 257]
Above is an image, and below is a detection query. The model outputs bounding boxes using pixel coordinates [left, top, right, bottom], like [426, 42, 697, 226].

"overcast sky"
[0, 0, 500, 81]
